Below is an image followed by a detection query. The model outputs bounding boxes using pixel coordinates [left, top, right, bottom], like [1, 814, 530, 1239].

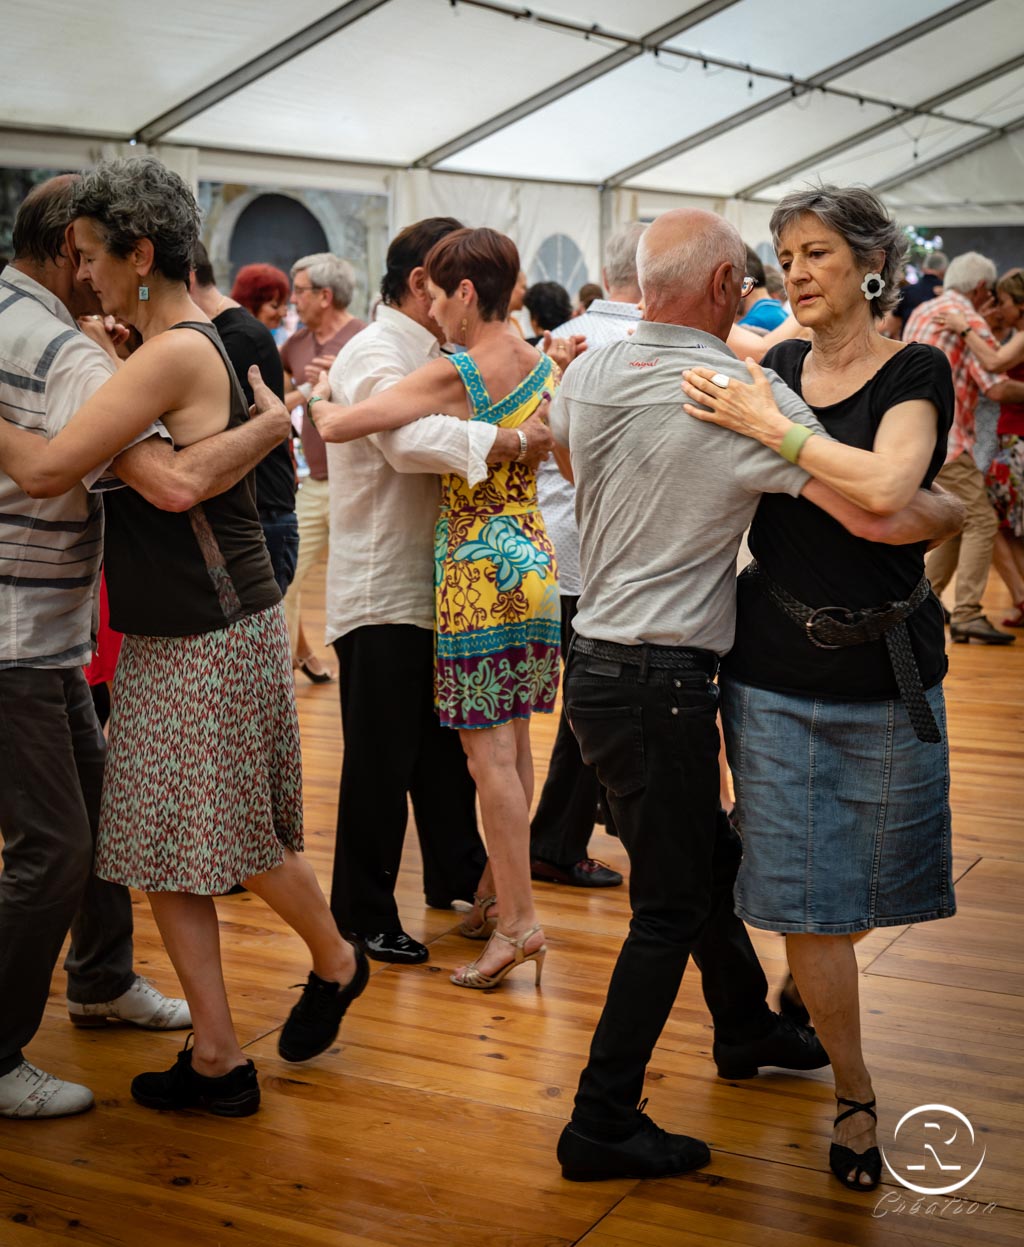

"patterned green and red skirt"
[95, 603, 303, 894]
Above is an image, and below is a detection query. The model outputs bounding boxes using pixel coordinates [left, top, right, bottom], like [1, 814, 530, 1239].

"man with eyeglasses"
[280, 254, 366, 681]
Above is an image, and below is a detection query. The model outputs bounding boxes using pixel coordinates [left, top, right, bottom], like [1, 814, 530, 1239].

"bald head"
[12, 174, 81, 267]
[637, 208, 745, 339]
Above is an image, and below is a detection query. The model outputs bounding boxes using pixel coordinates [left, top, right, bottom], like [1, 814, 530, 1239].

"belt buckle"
[805, 605, 853, 650]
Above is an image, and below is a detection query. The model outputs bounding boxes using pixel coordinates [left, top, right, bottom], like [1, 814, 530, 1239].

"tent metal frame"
[410, 0, 743, 169]
[136, 0, 391, 145]
[600, 0, 994, 189]
[736, 48, 1024, 200]
[4, 0, 1018, 207]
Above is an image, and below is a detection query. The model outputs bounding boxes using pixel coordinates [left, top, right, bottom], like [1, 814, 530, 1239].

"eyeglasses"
[291, 283, 323, 298]
[740, 275, 757, 297]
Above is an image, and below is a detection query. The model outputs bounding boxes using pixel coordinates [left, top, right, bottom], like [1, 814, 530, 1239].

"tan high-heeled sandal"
[450, 925, 547, 990]
[458, 893, 497, 940]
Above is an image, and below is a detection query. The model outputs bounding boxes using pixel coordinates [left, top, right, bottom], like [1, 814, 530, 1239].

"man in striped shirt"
[0, 176, 290, 1118]
[905, 251, 1024, 643]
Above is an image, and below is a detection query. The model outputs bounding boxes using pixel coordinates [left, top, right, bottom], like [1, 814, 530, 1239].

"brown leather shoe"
[949, 615, 1016, 645]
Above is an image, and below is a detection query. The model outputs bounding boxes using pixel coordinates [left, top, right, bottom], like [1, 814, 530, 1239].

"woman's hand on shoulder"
[681, 358, 789, 445]
[935, 308, 968, 335]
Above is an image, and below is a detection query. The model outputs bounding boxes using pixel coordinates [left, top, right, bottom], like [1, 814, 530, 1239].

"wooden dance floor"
[2, 563, 1023, 1246]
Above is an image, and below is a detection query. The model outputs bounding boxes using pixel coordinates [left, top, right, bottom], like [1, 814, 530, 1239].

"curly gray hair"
[70, 157, 200, 284]
[291, 253, 355, 310]
[769, 185, 907, 317]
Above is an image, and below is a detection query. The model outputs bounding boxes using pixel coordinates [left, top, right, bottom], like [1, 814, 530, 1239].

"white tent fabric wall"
[390, 169, 602, 295]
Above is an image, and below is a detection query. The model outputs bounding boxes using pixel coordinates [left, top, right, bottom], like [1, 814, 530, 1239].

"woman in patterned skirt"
[0, 157, 366, 1115]
[313, 228, 562, 989]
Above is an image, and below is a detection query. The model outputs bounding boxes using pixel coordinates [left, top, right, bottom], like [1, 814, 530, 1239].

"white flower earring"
[860, 272, 885, 301]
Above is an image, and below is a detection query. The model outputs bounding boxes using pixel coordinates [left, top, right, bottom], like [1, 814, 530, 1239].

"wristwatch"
[959, 326, 970, 338]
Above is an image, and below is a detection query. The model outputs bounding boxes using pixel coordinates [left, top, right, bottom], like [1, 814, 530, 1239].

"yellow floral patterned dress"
[434, 351, 560, 729]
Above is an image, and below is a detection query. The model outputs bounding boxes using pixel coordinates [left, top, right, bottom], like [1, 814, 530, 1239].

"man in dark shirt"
[896, 251, 947, 339]
[189, 244, 299, 595]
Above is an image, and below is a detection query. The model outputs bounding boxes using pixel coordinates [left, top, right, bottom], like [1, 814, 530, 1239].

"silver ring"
[710, 372, 730, 389]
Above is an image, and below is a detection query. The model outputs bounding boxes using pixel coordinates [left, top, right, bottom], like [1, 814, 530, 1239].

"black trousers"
[564, 646, 773, 1136]
[330, 625, 486, 932]
[529, 596, 611, 866]
[0, 667, 135, 1077]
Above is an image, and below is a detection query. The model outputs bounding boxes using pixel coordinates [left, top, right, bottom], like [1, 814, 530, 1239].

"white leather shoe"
[67, 976, 191, 1030]
[0, 1062, 94, 1119]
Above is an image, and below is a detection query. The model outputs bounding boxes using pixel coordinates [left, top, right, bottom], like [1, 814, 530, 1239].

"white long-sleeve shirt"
[324, 305, 498, 641]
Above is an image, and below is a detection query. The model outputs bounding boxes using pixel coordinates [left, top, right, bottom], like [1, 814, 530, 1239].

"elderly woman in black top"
[682, 186, 956, 1192]
[0, 158, 365, 1115]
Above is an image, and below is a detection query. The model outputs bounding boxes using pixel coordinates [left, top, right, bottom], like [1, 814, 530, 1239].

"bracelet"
[778, 424, 814, 465]
[515, 428, 529, 461]
[307, 394, 324, 426]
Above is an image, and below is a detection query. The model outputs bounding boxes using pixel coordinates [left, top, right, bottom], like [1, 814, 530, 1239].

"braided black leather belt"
[574, 636, 719, 677]
[745, 563, 941, 744]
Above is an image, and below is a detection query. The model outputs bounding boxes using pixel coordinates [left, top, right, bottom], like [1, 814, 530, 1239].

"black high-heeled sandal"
[829, 1097, 881, 1191]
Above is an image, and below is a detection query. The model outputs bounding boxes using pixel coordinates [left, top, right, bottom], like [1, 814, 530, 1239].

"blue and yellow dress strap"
[447, 352, 492, 419]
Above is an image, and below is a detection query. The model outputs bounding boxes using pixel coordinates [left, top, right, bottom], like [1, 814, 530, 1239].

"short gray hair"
[603, 222, 647, 289]
[769, 184, 907, 317]
[943, 251, 996, 295]
[70, 157, 200, 284]
[11, 174, 80, 266]
[925, 250, 948, 274]
[636, 213, 743, 304]
[291, 252, 355, 309]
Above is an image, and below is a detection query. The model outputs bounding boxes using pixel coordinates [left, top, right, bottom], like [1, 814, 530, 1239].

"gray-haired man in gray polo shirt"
[551, 208, 835, 1182]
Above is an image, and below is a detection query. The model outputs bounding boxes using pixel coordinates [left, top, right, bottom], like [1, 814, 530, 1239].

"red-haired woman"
[311, 228, 560, 990]
[231, 264, 290, 332]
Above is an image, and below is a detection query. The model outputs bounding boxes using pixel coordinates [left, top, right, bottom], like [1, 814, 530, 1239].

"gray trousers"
[0, 666, 135, 1076]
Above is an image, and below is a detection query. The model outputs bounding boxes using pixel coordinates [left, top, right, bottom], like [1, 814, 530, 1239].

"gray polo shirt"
[549, 321, 827, 654]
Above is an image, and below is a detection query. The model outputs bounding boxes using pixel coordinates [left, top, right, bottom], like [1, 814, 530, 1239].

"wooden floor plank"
[2, 560, 1023, 1244]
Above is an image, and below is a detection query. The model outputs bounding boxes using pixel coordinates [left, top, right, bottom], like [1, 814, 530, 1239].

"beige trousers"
[924, 453, 998, 624]
[283, 476, 331, 659]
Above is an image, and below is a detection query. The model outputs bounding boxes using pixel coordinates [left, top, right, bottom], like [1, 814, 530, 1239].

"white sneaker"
[0, 1062, 94, 1119]
[67, 976, 191, 1030]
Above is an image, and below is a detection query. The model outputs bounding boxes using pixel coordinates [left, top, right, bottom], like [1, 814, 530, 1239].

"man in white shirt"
[325, 218, 554, 964]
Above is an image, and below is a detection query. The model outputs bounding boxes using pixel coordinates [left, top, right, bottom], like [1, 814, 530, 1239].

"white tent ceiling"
[2, 0, 1023, 222]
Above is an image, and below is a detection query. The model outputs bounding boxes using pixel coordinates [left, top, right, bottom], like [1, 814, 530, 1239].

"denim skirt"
[720, 675, 955, 934]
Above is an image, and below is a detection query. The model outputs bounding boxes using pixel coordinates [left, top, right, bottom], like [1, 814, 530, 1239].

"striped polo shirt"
[0, 266, 117, 669]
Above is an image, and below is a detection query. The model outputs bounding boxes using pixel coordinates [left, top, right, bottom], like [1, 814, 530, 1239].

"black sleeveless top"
[723, 339, 953, 701]
[104, 321, 281, 637]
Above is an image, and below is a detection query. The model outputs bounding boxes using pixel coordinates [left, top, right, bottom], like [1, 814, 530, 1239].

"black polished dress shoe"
[530, 856, 624, 888]
[557, 1102, 710, 1182]
[131, 1038, 260, 1117]
[358, 931, 429, 964]
[713, 1012, 829, 1080]
[279, 943, 370, 1062]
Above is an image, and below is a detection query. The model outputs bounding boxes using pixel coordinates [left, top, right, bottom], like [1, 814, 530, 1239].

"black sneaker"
[713, 1012, 830, 1080]
[278, 943, 370, 1063]
[130, 1037, 259, 1117]
[358, 931, 429, 964]
[557, 1101, 710, 1182]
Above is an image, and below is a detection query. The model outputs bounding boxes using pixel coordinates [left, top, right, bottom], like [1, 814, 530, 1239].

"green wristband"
[778, 424, 814, 465]
[307, 394, 324, 426]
